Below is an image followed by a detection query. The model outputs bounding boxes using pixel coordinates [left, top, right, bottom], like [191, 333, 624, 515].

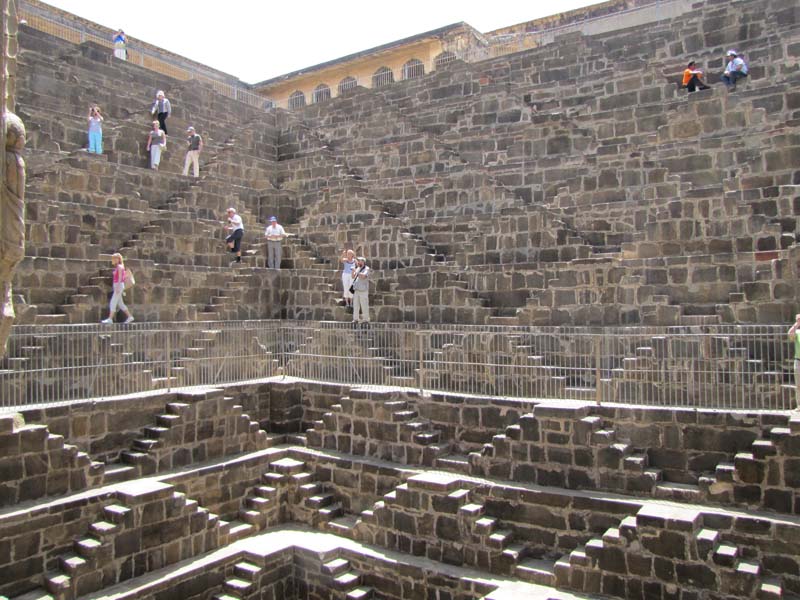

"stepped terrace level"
[11, 0, 800, 329]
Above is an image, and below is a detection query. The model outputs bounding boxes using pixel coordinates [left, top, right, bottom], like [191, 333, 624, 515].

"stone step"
[12, 590, 55, 600]
[333, 571, 361, 589]
[652, 482, 703, 502]
[233, 561, 261, 581]
[322, 557, 350, 576]
[318, 503, 344, 520]
[516, 558, 556, 586]
[223, 577, 253, 595]
[223, 520, 253, 542]
[433, 454, 471, 475]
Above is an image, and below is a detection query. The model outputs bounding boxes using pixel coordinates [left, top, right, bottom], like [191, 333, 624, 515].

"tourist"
[340, 248, 356, 307]
[146, 121, 166, 170]
[182, 126, 203, 178]
[682, 61, 709, 92]
[151, 90, 171, 134]
[264, 216, 286, 269]
[351, 256, 370, 325]
[721, 50, 748, 89]
[789, 314, 800, 406]
[225, 207, 244, 265]
[113, 29, 127, 61]
[101, 253, 134, 324]
[87, 105, 103, 154]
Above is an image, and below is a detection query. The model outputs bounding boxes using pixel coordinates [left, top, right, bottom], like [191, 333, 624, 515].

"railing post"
[594, 334, 602, 406]
[280, 321, 286, 379]
[166, 329, 172, 393]
[418, 330, 424, 396]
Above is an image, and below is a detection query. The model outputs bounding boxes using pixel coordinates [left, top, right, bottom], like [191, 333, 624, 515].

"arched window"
[372, 66, 394, 88]
[261, 98, 275, 110]
[434, 51, 457, 69]
[312, 84, 331, 104]
[288, 90, 306, 109]
[338, 76, 358, 95]
[402, 59, 425, 80]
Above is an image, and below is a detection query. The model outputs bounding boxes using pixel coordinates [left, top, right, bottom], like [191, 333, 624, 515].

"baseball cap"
[186, 126, 195, 132]
[269, 216, 277, 222]
[726, 50, 737, 56]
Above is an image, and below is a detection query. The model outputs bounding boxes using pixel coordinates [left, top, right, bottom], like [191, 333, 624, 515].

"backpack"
[124, 268, 135, 287]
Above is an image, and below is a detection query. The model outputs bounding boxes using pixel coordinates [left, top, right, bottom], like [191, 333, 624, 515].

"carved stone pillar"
[0, 0, 24, 357]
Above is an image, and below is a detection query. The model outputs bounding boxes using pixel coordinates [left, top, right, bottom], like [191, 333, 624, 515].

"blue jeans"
[721, 71, 747, 88]
[88, 130, 103, 154]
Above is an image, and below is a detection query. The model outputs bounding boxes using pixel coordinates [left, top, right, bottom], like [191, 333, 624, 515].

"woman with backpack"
[101, 253, 134, 324]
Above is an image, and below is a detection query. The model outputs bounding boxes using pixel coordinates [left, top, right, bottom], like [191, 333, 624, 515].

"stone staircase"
[20, 480, 223, 600]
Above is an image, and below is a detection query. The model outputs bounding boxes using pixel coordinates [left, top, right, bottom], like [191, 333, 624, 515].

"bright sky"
[39, 0, 605, 84]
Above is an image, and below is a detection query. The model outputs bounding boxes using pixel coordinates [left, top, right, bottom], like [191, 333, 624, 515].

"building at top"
[251, 0, 694, 109]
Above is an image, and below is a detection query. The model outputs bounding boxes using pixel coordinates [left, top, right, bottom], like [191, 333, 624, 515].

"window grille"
[288, 90, 306, 109]
[372, 66, 394, 88]
[312, 84, 331, 104]
[402, 59, 425, 80]
[338, 76, 358, 94]
[434, 51, 457, 69]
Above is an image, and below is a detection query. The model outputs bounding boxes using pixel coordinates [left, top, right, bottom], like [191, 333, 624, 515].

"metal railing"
[1, 321, 796, 411]
[0, 320, 283, 409]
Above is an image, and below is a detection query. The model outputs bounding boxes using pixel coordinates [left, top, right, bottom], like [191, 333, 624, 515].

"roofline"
[252, 21, 475, 88]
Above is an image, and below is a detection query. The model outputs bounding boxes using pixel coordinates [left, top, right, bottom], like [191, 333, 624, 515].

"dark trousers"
[157, 112, 169, 135]
[685, 75, 708, 92]
[721, 71, 747, 88]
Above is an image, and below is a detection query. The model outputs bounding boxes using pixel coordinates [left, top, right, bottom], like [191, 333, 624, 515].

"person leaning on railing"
[789, 314, 800, 407]
[113, 29, 127, 61]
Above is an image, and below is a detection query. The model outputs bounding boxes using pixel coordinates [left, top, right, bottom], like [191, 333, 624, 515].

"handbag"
[124, 268, 135, 287]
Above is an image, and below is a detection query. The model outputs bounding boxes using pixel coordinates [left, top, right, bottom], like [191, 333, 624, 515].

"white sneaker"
[101, 318, 113, 324]
[125, 316, 135, 323]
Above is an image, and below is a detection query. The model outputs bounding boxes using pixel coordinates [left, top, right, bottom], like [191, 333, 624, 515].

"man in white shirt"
[264, 216, 287, 269]
[225, 207, 244, 265]
[352, 256, 370, 325]
[721, 50, 748, 89]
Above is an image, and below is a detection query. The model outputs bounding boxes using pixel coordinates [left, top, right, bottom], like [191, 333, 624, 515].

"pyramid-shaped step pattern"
[0, 413, 106, 508]
[37, 481, 222, 600]
[115, 389, 269, 479]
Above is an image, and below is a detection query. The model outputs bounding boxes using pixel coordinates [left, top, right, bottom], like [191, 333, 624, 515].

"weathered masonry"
[2, 0, 800, 598]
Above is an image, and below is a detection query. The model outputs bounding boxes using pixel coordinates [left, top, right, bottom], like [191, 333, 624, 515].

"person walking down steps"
[151, 90, 171, 134]
[225, 207, 244, 265]
[146, 121, 166, 170]
[101, 253, 134, 324]
[182, 126, 203, 178]
[264, 216, 286, 269]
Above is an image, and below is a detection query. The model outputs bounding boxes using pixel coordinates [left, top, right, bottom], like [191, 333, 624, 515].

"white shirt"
[726, 57, 747, 74]
[264, 224, 286, 241]
[228, 214, 243, 231]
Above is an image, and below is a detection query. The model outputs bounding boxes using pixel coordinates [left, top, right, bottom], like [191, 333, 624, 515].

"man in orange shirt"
[682, 61, 709, 92]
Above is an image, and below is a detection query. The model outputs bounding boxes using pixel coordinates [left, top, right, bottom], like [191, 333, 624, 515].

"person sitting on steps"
[682, 61, 709, 92]
[721, 50, 748, 90]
